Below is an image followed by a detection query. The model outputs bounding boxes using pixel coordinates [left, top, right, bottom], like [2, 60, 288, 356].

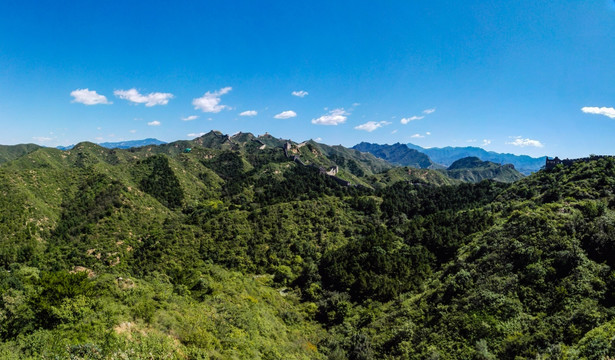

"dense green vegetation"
[1, 131, 614, 359]
[445, 156, 525, 183]
[352, 142, 439, 169]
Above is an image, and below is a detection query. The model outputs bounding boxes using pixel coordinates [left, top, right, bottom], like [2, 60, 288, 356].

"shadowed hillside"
[0, 132, 614, 359]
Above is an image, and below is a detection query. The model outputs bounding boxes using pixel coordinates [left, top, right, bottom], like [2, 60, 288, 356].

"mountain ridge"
[446, 156, 525, 182]
[407, 142, 546, 174]
[352, 142, 525, 183]
[56, 138, 167, 150]
[1, 130, 615, 358]
[352, 142, 441, 169]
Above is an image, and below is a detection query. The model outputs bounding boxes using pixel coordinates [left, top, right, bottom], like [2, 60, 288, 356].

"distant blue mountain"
[407, 143, 546, 175]
[352, 142, 440, 169]
[57, 138, 166, 151]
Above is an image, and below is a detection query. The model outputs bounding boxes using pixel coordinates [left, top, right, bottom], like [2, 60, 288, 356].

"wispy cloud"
[391, 129, 398, 134]
[32, 136, 52, 142]
[292, 90, 308, 98]
[188, 132, 206, 138]
[312, 108, 348, 125]
[147, 121, 161, 126]
[70, 88, 111, 105]
[240, 110, 258, 117]
[506, 136, 543, 148]
[192, 87, 232, 113]
[114, 88, 173, 106]
[400, 108, 436, 125]
[410, 133, 425, 138]
[355, 121, 391, 132]
[182, 115, 199, 121]
[129, 130, 137, 134]
[400, 116, 424, 124]
[482, 139, 491, 146]
[274, 110, 297, 119]
[581, 106, 615, 119]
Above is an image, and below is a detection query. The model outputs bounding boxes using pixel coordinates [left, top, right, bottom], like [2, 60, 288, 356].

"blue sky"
[1, 0, 614, 158]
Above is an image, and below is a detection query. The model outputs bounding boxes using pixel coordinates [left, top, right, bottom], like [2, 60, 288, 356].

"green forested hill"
[352, 142, 440, 169]
[0, 144, 41, 165]
[1, 133, 614, 359]
[445, 156, 525, 183]
[352, 143, 525, 183]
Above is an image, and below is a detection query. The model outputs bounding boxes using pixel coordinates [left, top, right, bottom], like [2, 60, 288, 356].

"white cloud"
[274, 110, 297, 119]
[482, 139, 491, 146]
[354, 121, 391, 132]
[147, 121, 161, 126]
[32, 136, 52, 142]
[410, 133, 425, 138]
[423, 108, 436, 114]
[129, 129, 137, 134]
[192, 87, 232, 113]
[400, 116, 424, 124]
[426, 132, 431, 135]
[114, 88, 173, 106]
[240, 110, 258, 116]
[70, 88, 111, 105]
[581, 106, 615, 119]
[182, 115, 199, 121]
[312, 108, 348, 125]
[352, 103, 361, 107]
[391, 129, 398, 134]
[314, 137, 322, 141]
[292, 90, 308, 98]
[506, 136, 544, 148]
[187, 132, 206, 138]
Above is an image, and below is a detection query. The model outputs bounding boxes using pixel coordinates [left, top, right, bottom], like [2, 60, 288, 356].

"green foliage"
[321, 226, 432, 301]
[138, 154, 184, 209]
[2, 136, 615, 359]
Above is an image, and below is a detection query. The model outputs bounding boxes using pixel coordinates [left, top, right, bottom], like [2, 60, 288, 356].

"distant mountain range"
[56, 138, 167, 150]
[406, 143, 546, 175]
[352, 142, 442, 169]
[353, 142, 545, 175]
[352, 142, 525, 183]
[445, 156, 525, 183]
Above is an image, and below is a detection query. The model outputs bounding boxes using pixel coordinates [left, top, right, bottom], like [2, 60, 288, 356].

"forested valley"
[1, 131, 615, 359]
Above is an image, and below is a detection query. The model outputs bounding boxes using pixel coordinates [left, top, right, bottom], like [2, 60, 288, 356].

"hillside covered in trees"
[1, 131, 615, 359]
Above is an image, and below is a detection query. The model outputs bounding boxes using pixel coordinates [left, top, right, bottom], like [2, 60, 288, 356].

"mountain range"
[56, 138, 167, 151]
[352, 142, 526, 182]
[406, 142, 546, 175]
[53, 138, 544, 177]
[445, 156, 525, 183]
[1, 129, 615, 358]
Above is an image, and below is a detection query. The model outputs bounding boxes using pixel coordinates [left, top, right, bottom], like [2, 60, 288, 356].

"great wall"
[545, 155, 614, 170]
[283, 142, 352, 186]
